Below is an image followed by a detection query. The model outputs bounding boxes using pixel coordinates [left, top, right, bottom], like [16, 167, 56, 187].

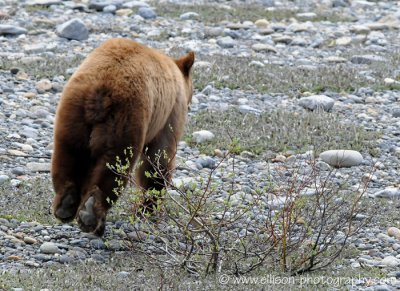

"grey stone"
[56, 18, 89, 41]
[374, 187, 400, 198]
[196, 156, 216, 169]
[90, 239, 106, 249]
[224, 29, 241, 39]
[380, 256, 400, 267]
[392, 108, 400, 118]
[249, 61, 265, 68]
[332, 0, 350, 7]
[27, 162, 51, 173]
[106, 239, 125, 251]
[23, 236, 37, 244]
[10, 179, 22, 187]
[7, 149, 27, 157]
[180, 12, 200, 20]
[0, 25, 27, 35]
[127, 231, 146, 242]
[251, 43, 277, 53]
[138, 7, 157, 19]
[25, 260, 40, 267]
[351, 55, 387, 64]
[350, 25, 370, 34]
[91, 253, 106, 262]
[11, 167, 25, 176]
[288, 22, 314, 33]
[32, 254, 50, 262]
[66, 249, 86, 260]
[205, 27, 223, 37]
[70, 239, 86, 246]
[31, 108, 50, 118]
[172, 177, 196, 188]
[122, 1, 149, 8]
[373, 285, 391, 291]
[319, 150, 363, 168]
[20, 126, 39, 139]
[103, 5, 117, 13]
[40, 242, 61, 254]
[239, 105, 262, 115]
[267, 196, 286, 209]
[89, 0, 123, 11]
[0, 175, 10, 184]
[290, 37, 308, 46]
[25, 0, 62, 5]
[117, 271, 130, 278]
[261, 0, 275, 6]
[192, 130, 215, 143]
[296, 12, 317, 20]
[299, 95, 335, 112]
[59, 255, 73, 264]
[217, 36, 236, 48]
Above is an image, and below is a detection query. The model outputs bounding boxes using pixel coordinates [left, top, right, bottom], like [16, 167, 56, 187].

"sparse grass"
[0, 168, 396, 290]
[152, 3, 353, 24]
[0, 252, 390, 290]
[368, 198, 400, 228]
[193, 52, 400, 94]
[0, 177, 55, 224]
[24, 5, 51, 13]
[185, 108, 380, 156]
[0, 176, 138, 225]
[0, 55, 84, 79]
[87, 19, 130, 35]
[26, 19, 56, 30]
[154, 3, 297, 23]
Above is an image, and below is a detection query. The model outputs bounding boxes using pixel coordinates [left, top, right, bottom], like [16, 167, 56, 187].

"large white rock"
[172, 177, 196, 188]
[40, 242, 60, 254]
[35, 79, 52, 93]
[25, 0, 62, 5]
[319, 150, 363, 168]
[122, 1, 149, 8]
[251, 43, 277, 53]
[387, 227, 400, 239]
[192, 130, 215, 143]
[217, 36, 236, 48]
[27, 162, 51, 172]
[0, 24, 27, 35]
[350, 55, 387, 64]
[374, 187, 400, 198]
[380, 256, 400, 267]
[180, 12, 200, 20]
[299, 95, 335, 112]
[255, 19, 269, 29]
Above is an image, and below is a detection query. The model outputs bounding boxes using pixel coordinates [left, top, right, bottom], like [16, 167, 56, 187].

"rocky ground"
[1, 0, 400, 290]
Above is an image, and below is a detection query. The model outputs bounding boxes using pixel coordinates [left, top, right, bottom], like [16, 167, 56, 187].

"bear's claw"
[54, 187, 80, 223]
[77, 188, 106, 236]
[78, 196, 97, 226]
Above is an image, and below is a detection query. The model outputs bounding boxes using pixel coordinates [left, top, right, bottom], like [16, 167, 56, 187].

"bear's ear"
[175, 51, 195, 77]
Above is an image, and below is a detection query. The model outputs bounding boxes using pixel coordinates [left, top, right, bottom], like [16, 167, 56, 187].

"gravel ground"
[1, 0, 400, 290]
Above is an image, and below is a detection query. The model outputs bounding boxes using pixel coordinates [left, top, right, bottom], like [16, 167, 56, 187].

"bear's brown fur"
[51, 38, 194, 236]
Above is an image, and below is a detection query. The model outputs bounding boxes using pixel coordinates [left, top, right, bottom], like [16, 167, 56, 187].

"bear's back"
[72, 38, 182, 91]
[60, 38, 187, 143]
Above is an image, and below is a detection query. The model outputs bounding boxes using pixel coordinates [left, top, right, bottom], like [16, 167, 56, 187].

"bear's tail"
[82, 84, 115, 124]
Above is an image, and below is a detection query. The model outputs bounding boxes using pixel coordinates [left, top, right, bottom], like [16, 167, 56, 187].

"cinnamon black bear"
[51, 38, 194, 236]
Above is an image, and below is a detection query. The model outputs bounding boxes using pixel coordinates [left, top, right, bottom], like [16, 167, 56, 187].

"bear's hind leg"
[76, 116, 146, 236]
[52, 145, 90, 223]
[136, 117, 183, 213]
[77, 148, 142, 236]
